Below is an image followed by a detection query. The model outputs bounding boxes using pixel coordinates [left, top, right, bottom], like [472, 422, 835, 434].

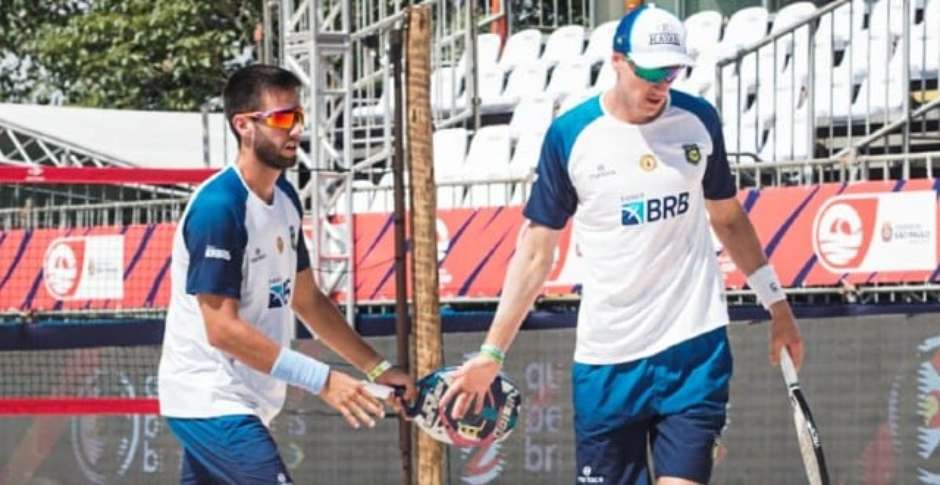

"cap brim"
[629, 51, 693, 69]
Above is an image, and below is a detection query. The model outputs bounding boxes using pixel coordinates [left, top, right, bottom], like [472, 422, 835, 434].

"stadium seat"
[472, 65, 508, 113]
[540, 25, 586, 67]
[509, 95, 554, 142]
[490, 62, 548, 112]
[680, 47, 722, 96]
[814, 0, 867, 50]
[909, 0, 940, 79]
[716, 7, 769, 60]
[433, 128, 469, 182]
[497, 29, 543, 73]
[684, 10, 723, 61]
[430, 66, 465, 113]
[583, 21, 618, 65]
[545, 58, 592, 103]
[850, 45, 907, 119]
[509, 132, 544, 178]
[760, 96, 812, 161]
[464, 125, 513, 207]
[867, 0, 920, 42]
[457, 33, 503, 75]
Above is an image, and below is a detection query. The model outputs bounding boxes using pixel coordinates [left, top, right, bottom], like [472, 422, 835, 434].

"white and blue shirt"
[525, 91, 735, 365]
[158, 166, 310, 425]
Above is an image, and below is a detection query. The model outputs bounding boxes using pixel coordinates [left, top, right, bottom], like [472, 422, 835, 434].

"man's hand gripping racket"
[780, 347, 830, 485]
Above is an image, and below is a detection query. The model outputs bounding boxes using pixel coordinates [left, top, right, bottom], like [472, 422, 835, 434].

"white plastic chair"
[491, 62, 548, 112]
[509, 95, 554, 142]
[540, 25, 586, 68]
[497, 29, 543, 73]
[717, 7, 769, 60]
[457, 33, 503, 75]
[433, 128, 468, 182]
[545, 58, 592, 103]
[583, 21, 618, 65]
[464, 125, 513, 207]
[430, 66, 465, 113]
[509, 132, 544, 178]
[684, 11, 723, 60]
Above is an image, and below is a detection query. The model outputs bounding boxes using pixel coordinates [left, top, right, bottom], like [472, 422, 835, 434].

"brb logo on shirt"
[268, 277, 292, 308]
[621, 192, 690, 226]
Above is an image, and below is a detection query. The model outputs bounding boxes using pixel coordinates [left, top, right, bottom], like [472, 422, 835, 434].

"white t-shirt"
[158, 166, 309, 425]
[524, 91, 735, 365]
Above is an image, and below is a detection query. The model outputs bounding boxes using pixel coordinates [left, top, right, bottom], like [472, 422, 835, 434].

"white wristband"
[746, 264, 786, 310]
[270, 347, 331, 395]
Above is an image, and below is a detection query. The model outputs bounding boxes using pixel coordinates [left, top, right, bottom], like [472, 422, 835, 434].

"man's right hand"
[439, 354, 502, 419]
[318, 370, 385, 429]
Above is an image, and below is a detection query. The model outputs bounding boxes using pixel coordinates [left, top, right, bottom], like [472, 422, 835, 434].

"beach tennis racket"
[780, 348, 830, 485]
[365, 367, 521, 447]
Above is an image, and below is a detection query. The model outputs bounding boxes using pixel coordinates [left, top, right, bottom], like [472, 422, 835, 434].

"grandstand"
[1, 0, 939, 483]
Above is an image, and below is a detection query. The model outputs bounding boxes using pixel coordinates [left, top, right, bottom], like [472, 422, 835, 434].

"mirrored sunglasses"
[246, 107, 305, 130]
[628, 59, 684, 85]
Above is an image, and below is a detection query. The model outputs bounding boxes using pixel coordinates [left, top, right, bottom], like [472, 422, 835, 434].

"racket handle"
[779, 347, 799, 385]
[363, 382, 396, 400]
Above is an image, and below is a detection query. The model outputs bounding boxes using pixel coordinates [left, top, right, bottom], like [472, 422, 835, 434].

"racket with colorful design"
[780, 348, 830, 485]
[366, 367, 521, 447]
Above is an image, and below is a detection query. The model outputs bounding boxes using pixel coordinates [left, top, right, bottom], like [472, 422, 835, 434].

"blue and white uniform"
[158, 165, 308, 484]
[525, 92, 735, 484]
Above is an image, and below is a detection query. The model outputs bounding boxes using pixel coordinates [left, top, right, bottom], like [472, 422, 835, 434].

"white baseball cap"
[612, 4, 694, 68]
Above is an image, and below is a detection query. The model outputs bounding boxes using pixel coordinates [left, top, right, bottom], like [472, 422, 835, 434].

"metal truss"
[0, 118, 132, 168]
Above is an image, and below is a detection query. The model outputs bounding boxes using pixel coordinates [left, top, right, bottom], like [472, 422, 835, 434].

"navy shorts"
[166, 415, 293, 485]
[572, 326, 732, 485]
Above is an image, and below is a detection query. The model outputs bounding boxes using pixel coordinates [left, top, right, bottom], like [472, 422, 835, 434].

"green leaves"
[1, 0, 260, 110]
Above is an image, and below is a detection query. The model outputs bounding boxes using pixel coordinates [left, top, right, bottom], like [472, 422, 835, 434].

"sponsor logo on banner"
[812, 192, 936, 273]
[44, 235, 124, 300]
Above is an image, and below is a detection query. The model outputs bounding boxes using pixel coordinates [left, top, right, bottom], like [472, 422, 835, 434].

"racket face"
[411, 367, 521, 447]
[788, 388, 830, 485]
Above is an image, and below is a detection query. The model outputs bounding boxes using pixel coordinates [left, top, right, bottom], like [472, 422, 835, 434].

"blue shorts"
[166, 415, 293, 485]
[572, 326, 732, 485]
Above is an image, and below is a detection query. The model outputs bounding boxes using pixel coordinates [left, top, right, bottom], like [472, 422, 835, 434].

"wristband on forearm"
[366, 359, 392, 382]
[270, 347, 331, 395]
[746, 264, 786, 310]
[479, 343, 505, 366]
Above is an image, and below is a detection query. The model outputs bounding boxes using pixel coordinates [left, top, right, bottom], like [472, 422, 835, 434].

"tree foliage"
[0, 0, 261, 110]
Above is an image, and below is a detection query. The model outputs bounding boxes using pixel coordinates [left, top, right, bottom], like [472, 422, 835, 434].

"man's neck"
[236, 152, 280, 204]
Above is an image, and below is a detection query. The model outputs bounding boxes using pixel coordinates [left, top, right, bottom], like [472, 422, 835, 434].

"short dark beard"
[254, 133, 297, 170]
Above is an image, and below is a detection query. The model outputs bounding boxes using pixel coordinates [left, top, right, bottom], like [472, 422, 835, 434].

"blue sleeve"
[701, 104, 736, 200]
[276, 174, 311, 273]
[523, 124, 578, 229]
[296, 230, 310, 272]
[183, 197, 247, 298]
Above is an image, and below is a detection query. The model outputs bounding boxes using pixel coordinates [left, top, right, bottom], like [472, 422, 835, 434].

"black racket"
[780, 348, 830, 485]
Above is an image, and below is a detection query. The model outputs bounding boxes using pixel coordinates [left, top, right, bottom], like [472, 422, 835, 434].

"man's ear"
[234, 115, 253, 143]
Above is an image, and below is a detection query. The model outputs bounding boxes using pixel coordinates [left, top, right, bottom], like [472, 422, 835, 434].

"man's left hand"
[768, 301, 804, 370]
[375, 366, 416, 416]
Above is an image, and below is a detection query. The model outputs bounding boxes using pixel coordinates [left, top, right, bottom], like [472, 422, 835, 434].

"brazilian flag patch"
[683, 144, 701, 165]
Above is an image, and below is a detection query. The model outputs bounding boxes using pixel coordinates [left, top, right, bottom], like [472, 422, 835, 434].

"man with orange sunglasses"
[158, 64, 415, 484]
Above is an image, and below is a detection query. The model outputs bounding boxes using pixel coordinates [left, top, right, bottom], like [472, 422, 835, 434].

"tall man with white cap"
[441, 5, 805, 484]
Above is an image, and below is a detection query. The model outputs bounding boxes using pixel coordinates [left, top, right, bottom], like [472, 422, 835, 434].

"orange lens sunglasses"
[245, 107, 305, 130]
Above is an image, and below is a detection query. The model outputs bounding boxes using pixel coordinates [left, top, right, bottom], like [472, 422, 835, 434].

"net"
[0, 167, 216, 318]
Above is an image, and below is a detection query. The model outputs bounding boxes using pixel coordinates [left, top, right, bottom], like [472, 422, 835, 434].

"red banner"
[0, 179, 937, 311]
[0, 166, 217, 185]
